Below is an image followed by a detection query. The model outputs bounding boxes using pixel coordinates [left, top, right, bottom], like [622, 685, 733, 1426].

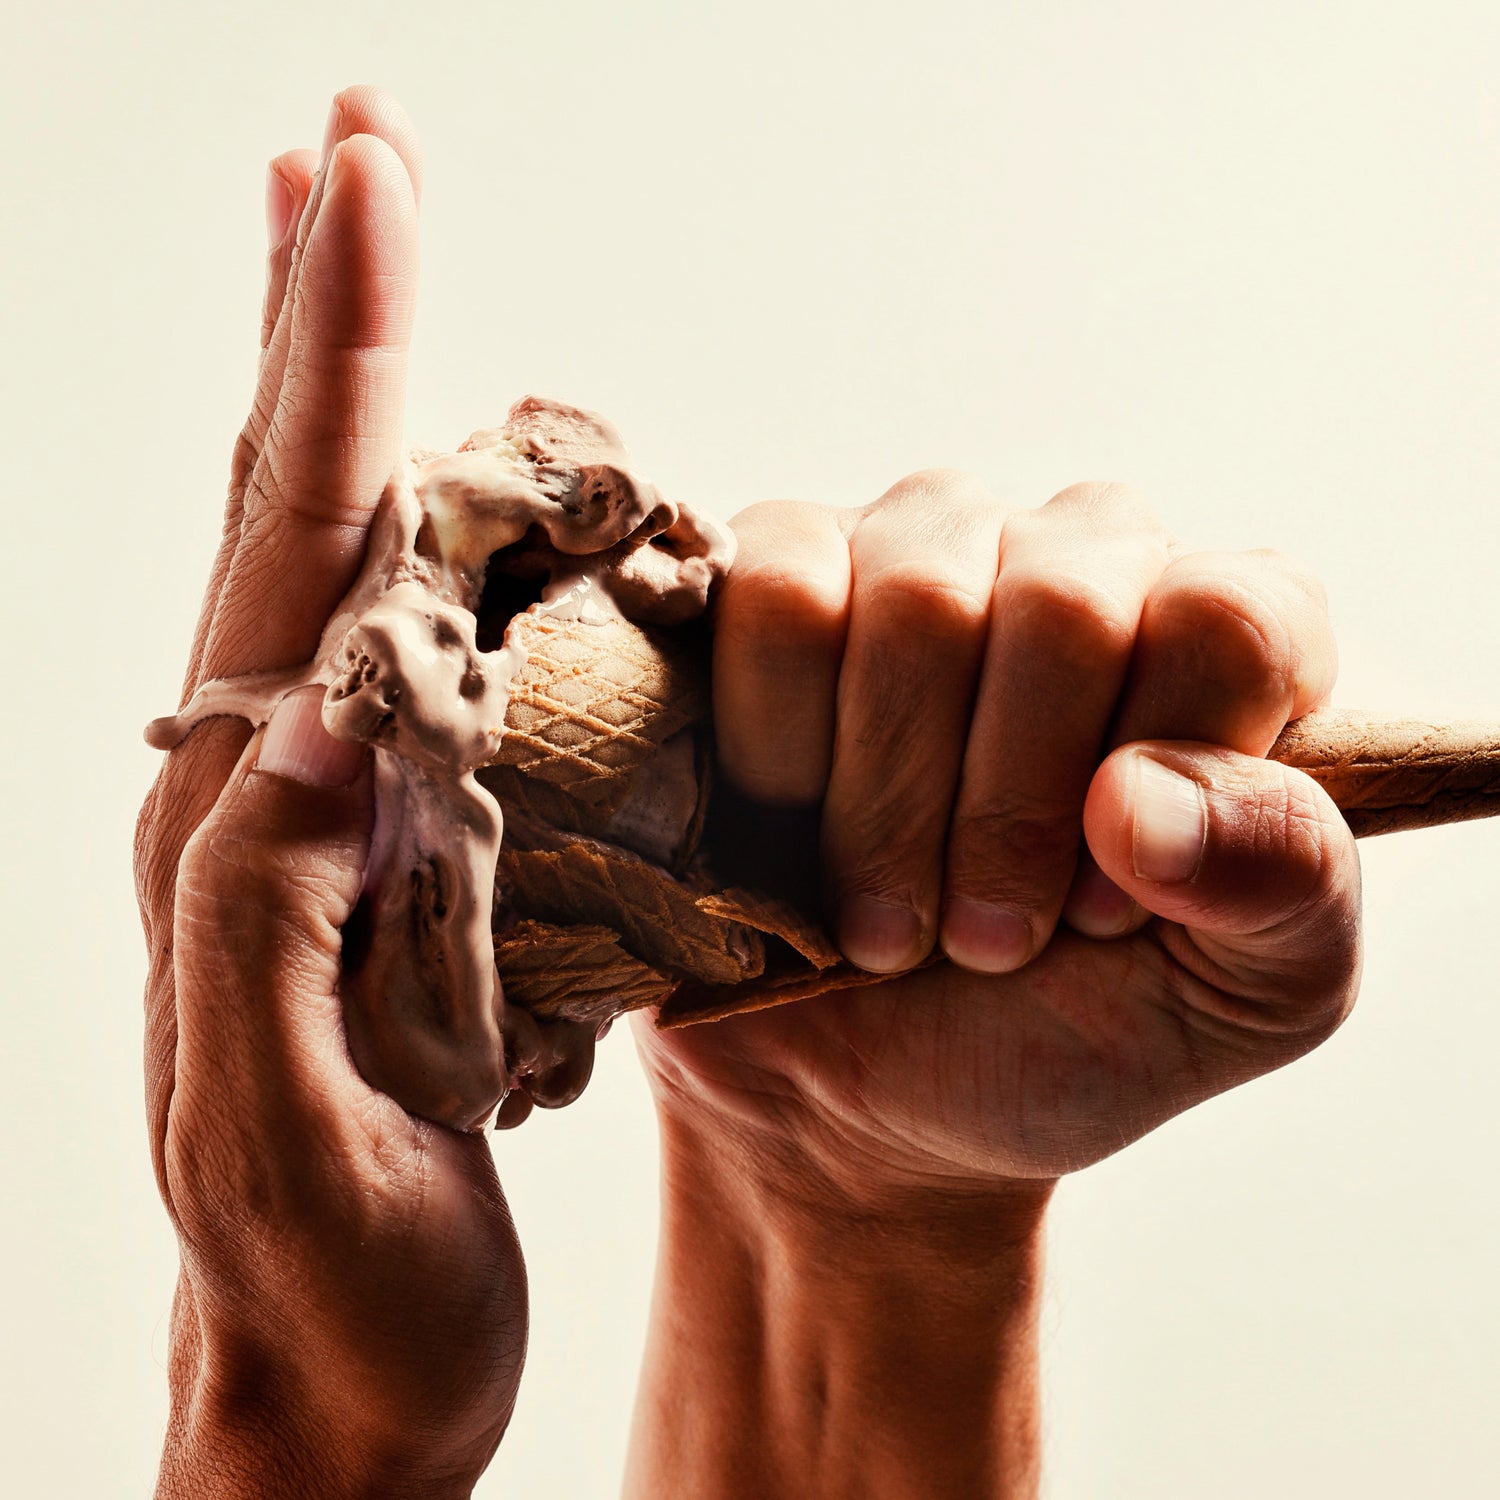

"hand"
[134, 90, 523, 1498]
[624, 473, 1361, 1499]
[637, 471, 1361, 1195]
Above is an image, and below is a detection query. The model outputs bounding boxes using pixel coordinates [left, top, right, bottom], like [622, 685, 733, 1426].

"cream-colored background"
[5, 1, 1498, 1494]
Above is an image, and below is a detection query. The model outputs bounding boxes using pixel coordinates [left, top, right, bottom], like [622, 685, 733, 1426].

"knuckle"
[946, 794, 1078, 904]
[133, 789, 170, 920]
[863, 561, 990, 644]
[134, 781, 199, 944]
[727, 497, 821, 532]
[229, 424, 262, 494]
[177, 816, 344, 945]
[1246, 545, 1334, 622]
[1153, 570, 1297, 705]
[828, 789, 943, 903]
[861, 472, 1001, 552]
[837, 845, 929, 910]
[1246, 544, 1324, 594]
[997, 567, 1138, 669]
[722, 556, 848, 649]
[1045, 479, 1157, 529]
[882, 466, 992, 508]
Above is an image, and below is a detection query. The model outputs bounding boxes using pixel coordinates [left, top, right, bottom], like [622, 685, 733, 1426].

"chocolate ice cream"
[149, 397, 735, 1131]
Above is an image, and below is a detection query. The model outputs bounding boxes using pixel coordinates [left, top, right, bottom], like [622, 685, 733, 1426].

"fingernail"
[838, 895, 922, 973]
[1062, 861, 1142, 938]
[258, 688, 366, 788]
[941, 898, 1032, 974]
[1131, 754, 1207, 883]
[265, 166, 295, 246]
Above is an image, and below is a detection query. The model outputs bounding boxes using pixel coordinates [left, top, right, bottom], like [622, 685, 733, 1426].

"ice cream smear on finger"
[147, 398, 733, 1131]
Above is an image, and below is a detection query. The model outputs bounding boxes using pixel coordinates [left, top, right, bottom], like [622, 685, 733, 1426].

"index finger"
[712, 499, 853, 806]
[197, 129, 419, 692]
[185, 88, 424, 703]
[137, 128, 418, 961]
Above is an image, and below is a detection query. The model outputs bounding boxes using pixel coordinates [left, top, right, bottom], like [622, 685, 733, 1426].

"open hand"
[134, 89, 524, 1497]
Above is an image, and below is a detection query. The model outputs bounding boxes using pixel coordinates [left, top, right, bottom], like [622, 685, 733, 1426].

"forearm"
[624, 1109, 1053, 1500]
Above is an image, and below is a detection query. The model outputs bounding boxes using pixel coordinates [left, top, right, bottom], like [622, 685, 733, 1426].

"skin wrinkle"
[1142, 565, 1315, 736]
[260, 157, 316, 309]
[234, 166, 327, 481]
[1193, 587, 1298, 716]
[862, 470, 1000, 545]
[950, 799, 1082, 870]
[855, 562, 993, 644]
[195, 832, 362, 915]
[1031, 479, 1159, 534]
[839, 636, 952, 756]
[253, 399, 403, 517]
[993, 568, 1141, 671]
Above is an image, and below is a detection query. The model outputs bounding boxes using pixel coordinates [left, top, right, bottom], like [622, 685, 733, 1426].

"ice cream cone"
[484, 607, 886, 1031]
[485, 610, 1500, 1036]
[1268, 709, 1500, 836]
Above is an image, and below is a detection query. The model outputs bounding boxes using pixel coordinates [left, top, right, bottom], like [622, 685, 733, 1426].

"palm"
[636, 919, 1271, 1184]
[155, 861, 529, 1451]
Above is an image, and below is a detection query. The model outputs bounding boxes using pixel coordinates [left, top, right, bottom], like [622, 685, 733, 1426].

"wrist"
[158, 1388, 482, 1500]
[157, 1292, 490, 1500]
[652, 1075, 1055, 1243]
[625, 1103, 1052, 1500]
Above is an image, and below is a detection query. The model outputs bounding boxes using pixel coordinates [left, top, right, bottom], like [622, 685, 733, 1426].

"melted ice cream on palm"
[148, 397, 733, 1131]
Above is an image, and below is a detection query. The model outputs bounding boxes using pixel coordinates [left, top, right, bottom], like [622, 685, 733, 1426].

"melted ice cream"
[148, 397, 734, 1131]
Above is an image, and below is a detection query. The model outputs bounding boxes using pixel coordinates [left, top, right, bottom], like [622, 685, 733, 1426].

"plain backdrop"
[4, 1, 1498, 1495]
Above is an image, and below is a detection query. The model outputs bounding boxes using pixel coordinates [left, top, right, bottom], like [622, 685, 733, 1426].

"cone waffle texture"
[491, 611, 708, 811]
[487, 608, 862, 1029]
[492, 919, 673, 1026]
[1269, 708, 1500, 836]
[497, 830, 766, 987]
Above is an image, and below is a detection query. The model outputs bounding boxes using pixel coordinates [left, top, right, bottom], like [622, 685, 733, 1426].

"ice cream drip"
[147, 397, 735, 1131]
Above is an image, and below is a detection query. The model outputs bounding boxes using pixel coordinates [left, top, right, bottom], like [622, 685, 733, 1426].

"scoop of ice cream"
[323, 582, 518, 770]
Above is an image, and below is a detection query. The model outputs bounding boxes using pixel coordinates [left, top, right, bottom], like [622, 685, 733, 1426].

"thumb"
[1082, 742, 1363, 1021]
[172, 687, 372, 1113]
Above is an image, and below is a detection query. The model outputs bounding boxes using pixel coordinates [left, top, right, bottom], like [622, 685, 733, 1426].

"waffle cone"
[496, 828, 767, 987]
[487, 608, 859, 1030]
[486, 615, 1500, 1035]
[1268, 708, 1500, 835]
[490, 611, 708, 811]
[492, 919, 673, 1026]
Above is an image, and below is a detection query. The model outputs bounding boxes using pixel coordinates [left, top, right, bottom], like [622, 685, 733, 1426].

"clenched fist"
[625, 472, 1361, 1499]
